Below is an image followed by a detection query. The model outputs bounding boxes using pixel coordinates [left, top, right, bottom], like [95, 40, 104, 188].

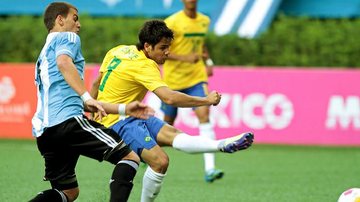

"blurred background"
[1, 0, 359, 145]
[1, 0, 360, 66]
[0, 1, 360, 201]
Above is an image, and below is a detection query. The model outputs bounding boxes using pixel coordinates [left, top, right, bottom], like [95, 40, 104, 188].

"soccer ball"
[338, 188, 360, 202]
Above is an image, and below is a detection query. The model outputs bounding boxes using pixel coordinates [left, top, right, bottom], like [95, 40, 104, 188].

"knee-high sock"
[141, 166, 166, 202]
[172, 132, 221, 153]
[29, 189, 68, 202]
[199, 122, 216, 172]
[110, 160, 139, 202]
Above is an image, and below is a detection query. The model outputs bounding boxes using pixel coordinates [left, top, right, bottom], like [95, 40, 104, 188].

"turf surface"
[1, 139, 359, 201]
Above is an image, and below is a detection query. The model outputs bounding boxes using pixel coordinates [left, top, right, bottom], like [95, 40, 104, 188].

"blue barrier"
[1, 0, 359, 37]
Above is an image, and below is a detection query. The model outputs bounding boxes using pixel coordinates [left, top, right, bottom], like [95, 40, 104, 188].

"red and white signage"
[1, 64, 359, 146]
[0, 63, 98, 139]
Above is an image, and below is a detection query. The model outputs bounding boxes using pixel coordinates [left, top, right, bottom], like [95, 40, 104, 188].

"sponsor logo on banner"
[144, 92, 294, 130]
[326, 95, 360, 130]
[143, 67, 360, 146]
[0, 76, 31, 123]
[1, 63, 359, 144]
[0, 63, 99, 139]
[0, 76, 15, 103]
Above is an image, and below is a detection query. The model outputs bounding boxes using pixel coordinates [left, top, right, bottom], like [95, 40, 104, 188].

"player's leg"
[73, 117, 140, 202]
[109, 151, 140, 202]
[140, 146, 169, 202]
[161, 100, 178, 126]
[155, 113, 254, 153]
[194, 105, 224, 182]
[29, 120, 81, 202]
[163, 114, 175, 126]
[184, 82, 222, 182]
[111, 117, 167, 202]
[29, 174, 79, 202]
[156, 123, 219, 152]
[160, 95, 222, 153]
[29, 189, 76, 202]
[141, 117, 169, 202]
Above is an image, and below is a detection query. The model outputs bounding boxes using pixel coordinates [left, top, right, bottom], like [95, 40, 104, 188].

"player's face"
[147, 37, 172, 64]
[62, 8, 81, 34]
[182, 0, 197, 10]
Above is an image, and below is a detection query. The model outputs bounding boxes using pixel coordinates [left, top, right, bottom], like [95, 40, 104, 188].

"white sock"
[141, 166, 166, 202]
[172, 133, 220, 153]
[199, 122, 216, 172]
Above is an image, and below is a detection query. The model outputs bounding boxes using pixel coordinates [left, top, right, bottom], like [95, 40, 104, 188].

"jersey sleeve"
[55, 32, 80, 60]
[202, 13, 211, 25]
[164, 15, 175, 30]
[134, 62, 168, 91]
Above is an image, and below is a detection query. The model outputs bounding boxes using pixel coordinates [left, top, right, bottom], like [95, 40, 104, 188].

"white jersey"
[32, 32, 85, 137]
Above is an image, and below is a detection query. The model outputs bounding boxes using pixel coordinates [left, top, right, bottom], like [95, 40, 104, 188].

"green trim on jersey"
[184, 33, 206, 37]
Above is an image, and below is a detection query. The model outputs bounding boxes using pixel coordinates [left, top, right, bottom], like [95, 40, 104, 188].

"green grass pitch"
[1, 139, 359, 201]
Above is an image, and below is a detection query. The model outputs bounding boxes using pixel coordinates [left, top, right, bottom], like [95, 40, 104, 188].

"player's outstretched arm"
[206, 91, 221, 106]
[83, 98, 108, 120]
[154, 86, 221, 107]
[126, 101, 155, 119]
[99, 101, 155, 119]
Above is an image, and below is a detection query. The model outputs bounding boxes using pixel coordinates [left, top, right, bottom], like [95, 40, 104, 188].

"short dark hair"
[136, 20, 174, 50]
[43, 2, 77, 32]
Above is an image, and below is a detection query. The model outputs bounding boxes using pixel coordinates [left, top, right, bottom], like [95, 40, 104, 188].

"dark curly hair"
[136, 20, 174, 50]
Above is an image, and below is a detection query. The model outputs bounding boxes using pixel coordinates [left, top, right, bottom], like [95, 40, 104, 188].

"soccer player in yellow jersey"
[162, 0, 221, 183]
[91, 20, 254, 202]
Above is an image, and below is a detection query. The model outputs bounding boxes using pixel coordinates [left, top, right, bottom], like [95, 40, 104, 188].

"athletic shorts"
[161, 82, 208, 117]
[36, 115, 132, 190]
[110, 116, 165, 160]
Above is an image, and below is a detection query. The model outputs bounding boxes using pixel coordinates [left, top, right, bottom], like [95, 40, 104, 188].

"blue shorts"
[161, 82, 208, 117]
[110, 116, 165, 160]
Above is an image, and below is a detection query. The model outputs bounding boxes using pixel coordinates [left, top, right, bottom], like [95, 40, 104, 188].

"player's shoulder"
[55, 32, 80, 43]
[109, 44, 125, 52]
[140, 56, 158, 69]
[110, 45, 140, 57]
[165, 10, 183, 22]
[197, 12, 210, 22]
[104, 44, 124, 57]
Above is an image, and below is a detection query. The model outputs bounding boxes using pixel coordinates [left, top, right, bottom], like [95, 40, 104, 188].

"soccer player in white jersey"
[29, 2, 154, 202]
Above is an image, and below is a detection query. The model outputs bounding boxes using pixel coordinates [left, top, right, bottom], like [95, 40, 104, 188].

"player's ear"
[56, 15, 64, 26]
[144, 42, 151, 52]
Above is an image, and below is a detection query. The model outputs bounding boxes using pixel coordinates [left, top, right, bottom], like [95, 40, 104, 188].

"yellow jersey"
[163, 10, 210, 90]
[96, 45, 168, 127]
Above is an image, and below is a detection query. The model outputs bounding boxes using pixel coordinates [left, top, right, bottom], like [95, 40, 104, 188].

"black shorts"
[36, 115, 132, 190]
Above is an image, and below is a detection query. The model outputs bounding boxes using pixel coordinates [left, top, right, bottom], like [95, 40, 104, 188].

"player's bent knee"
[160, 154, 169, 168]
[154, 154, 169, 173]
[62, 187, 79, 202]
